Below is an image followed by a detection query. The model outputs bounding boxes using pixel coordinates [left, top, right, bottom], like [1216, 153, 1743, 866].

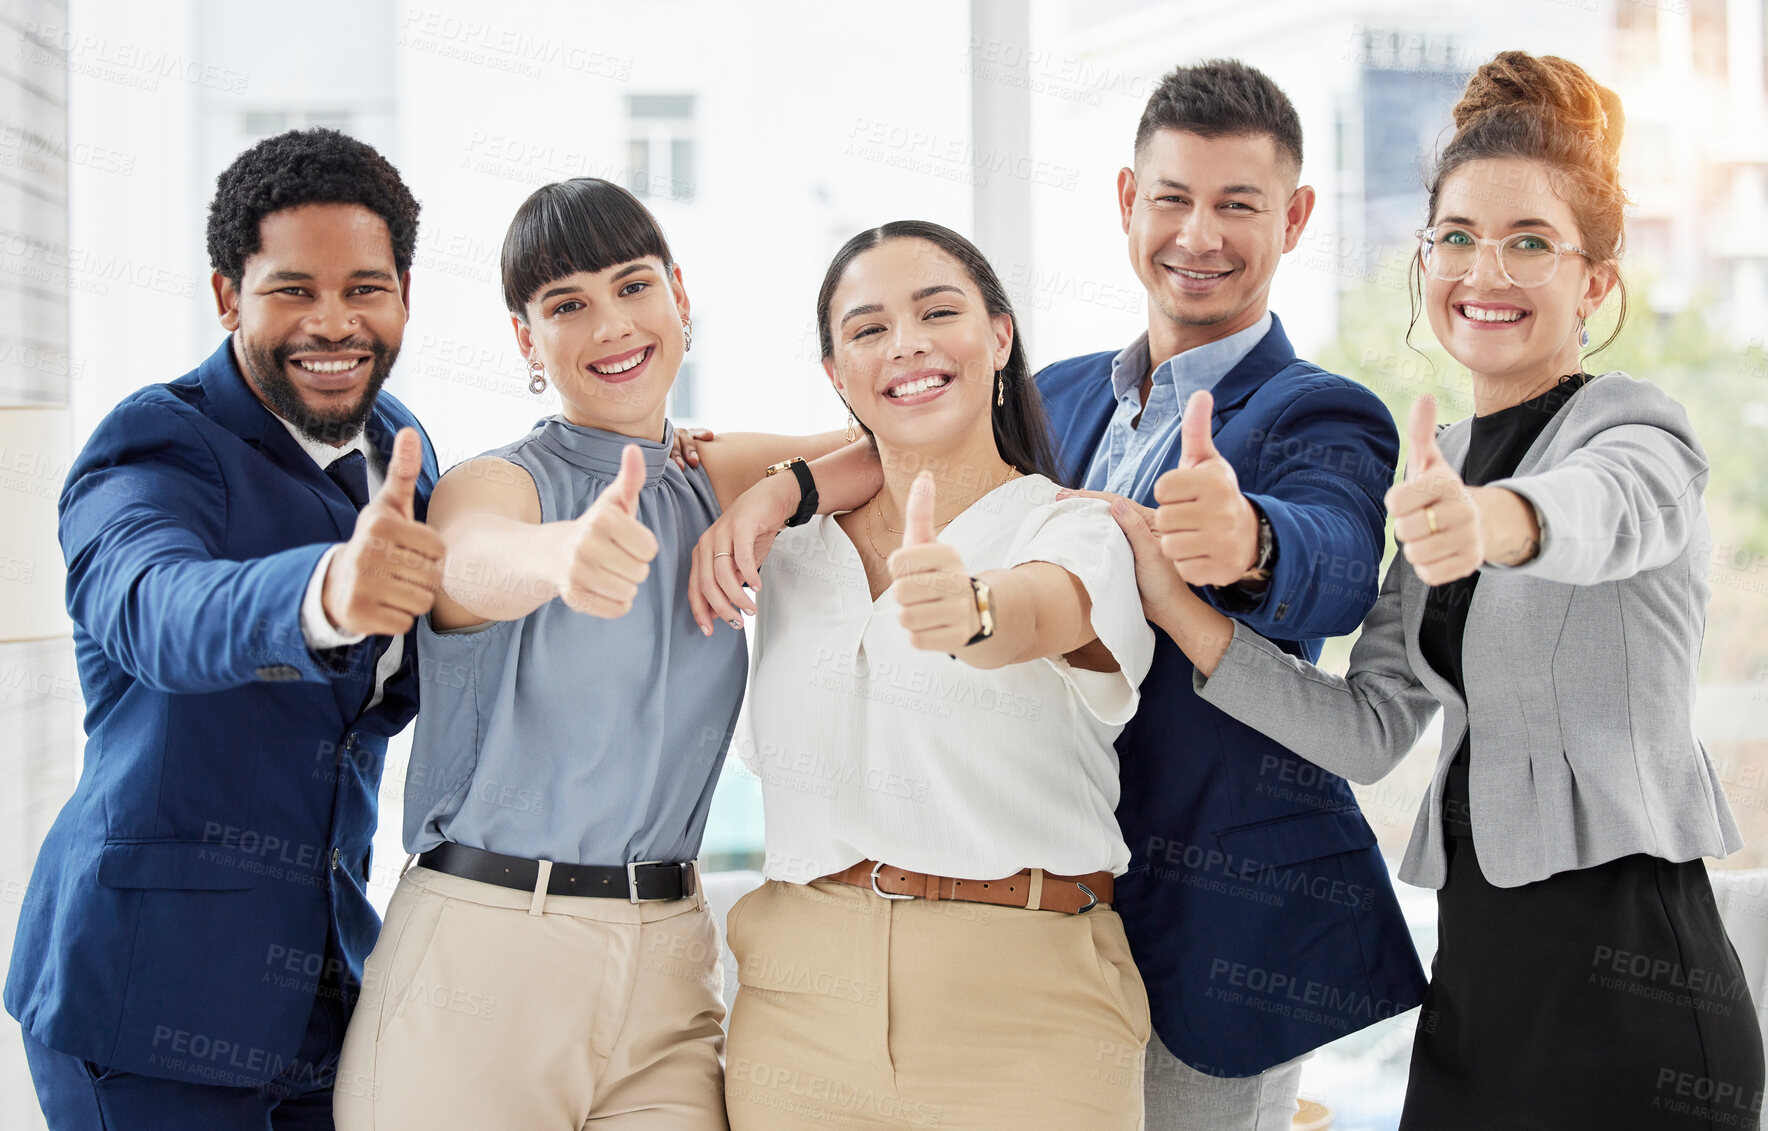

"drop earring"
[1579, 318, 1589, 349]
[528, 359, 548, 395]
[682, 316, 693, 352]
[845, 409, 858, 443]
[995, 370, 1004, 407]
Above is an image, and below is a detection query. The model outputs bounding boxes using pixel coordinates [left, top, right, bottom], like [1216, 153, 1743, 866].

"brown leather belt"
[821, 860, 1112, 915]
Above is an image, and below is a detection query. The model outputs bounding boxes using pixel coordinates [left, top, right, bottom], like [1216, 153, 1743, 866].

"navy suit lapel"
[196, 336, 363, 540]
[1206, 314, 1298, 426]
[1067, 387, 1116, 485]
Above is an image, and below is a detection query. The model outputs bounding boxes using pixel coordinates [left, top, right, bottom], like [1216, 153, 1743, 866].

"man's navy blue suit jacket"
[6, 338, 438, 1086]
[1037, 315, 1428, 1076]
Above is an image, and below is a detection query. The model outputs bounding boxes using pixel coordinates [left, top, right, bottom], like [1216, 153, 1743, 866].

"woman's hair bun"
[1453, 50, 1623, 164]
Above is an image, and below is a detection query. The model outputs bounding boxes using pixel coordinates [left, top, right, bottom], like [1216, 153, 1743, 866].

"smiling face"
[514, 257, 689, 439]
[1119, 129, 1314, 354]
[1424, 156, 1616, 390]
[822, 237, 1011, 462]
[214, 202, 410, 446]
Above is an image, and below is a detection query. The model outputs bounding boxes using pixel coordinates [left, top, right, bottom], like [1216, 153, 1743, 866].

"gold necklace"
[864, 467, 1023, 559]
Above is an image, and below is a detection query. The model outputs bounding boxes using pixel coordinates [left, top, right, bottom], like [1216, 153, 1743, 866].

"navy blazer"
[5, 337, 438, 1086]
[1037, 315, 1427, 1076]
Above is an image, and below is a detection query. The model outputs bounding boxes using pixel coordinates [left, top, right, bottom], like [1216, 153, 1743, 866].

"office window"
[626, 94, 696, 202]
[240, 109, 353, 143]
[1692, 0, 1728, 80]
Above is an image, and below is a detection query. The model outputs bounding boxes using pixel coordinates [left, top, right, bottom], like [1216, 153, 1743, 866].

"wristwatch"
[763, 457, 819, 528]
[965, 576, 995, 646]
[1242, 505, 1275, 584]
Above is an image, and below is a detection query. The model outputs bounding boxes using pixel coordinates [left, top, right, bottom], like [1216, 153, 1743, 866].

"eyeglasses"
[1415, 226, 1593, 288]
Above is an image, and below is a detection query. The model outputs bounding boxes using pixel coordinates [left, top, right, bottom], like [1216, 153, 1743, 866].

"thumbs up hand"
[322, 427, 446, 637]
[556, 444, 660, 617]
[887, 472, 980, 653]
[1151, 390, 1263, 588]
[1386, 396, 1482, 586]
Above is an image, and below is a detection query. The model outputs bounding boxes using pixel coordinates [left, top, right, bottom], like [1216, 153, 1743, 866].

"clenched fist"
[556, 443, 659, 618]
[322, 427, 445, 637]
[1153, 390, 1262, 588]
[888, 472, 982, 653]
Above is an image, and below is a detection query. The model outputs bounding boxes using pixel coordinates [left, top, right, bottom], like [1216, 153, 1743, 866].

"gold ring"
[713, 551, 734, 560]
[1425, 506, 1439, 535]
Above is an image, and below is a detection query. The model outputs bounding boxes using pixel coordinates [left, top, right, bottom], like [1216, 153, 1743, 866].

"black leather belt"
[416, 842, 696, 903]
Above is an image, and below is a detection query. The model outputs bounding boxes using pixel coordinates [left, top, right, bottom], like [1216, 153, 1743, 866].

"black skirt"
[1400, 831, 1765, 1130]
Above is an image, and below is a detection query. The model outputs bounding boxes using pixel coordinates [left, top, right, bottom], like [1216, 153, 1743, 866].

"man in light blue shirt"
[1036, 60, 1419, 1130]
[1084, 312, 1272, 501]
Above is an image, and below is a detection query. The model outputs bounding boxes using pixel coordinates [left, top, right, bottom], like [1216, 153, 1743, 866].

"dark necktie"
[325, 449, 371, 510]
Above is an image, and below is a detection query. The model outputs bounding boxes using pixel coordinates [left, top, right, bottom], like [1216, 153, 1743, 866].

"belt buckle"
[869, 861, 913, 901]
[627, 859, 672, 904]
[1074, 881, 1099, 914]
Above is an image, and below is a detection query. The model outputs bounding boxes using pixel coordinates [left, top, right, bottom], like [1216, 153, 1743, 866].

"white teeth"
[886, 374, 952, 399]
[1461, 306, 1525, 323]
[591, 348, 648, 375]
[1173, 267, 1225, 280]
[296, 359, 361, 374]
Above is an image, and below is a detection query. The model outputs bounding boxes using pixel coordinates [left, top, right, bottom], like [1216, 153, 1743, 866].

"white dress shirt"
[279, 418, 404, 709]
[740, 475, 1155, 884]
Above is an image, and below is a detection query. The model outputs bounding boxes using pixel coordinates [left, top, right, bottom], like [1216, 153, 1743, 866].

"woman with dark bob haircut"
[696, 221, 1157, 1130]
[335, 177, 881, 1130]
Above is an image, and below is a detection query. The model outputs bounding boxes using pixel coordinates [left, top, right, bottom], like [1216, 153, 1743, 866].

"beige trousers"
[334, 865, 728, 1130]
[723, 879, 1149, 1131]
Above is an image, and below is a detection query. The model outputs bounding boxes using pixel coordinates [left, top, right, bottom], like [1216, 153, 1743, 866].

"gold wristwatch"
[964, 576, 995, 645]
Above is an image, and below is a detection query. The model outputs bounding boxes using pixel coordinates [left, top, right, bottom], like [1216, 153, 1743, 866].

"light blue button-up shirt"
[1083, 312, 1272, 501]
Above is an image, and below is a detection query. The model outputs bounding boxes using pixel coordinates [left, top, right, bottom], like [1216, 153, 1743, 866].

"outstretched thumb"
[1406, 395, 1443, 478]
[374, 427, 423, 518]
[1178, 390, 1218, 468]
[902, 471, 937, 547]
[607, 443, 647, 515]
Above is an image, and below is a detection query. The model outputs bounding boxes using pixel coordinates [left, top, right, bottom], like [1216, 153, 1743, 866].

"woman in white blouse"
[706, 221, 1155, 1131]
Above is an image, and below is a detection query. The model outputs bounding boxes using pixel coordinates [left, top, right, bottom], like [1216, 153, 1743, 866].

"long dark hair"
[501, 177, 674, 317]
[815, 221, 1066, 485]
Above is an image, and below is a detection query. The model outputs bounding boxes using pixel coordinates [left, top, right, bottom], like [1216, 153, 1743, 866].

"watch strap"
[779, 458, 819, 528]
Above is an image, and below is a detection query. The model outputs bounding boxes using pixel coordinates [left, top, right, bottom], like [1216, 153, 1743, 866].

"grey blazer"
[1197, 371, 1741, 889]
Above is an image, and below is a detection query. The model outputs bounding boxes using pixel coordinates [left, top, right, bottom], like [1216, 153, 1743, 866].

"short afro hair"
[1136, 59, 1304, 175]
[206, 128, 420, 285]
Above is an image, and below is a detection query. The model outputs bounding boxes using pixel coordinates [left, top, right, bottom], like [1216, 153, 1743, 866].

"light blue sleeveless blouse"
[405, 416, 747, 865]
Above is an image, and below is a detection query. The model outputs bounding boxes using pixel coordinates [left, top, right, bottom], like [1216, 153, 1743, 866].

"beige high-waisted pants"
[335, 865, 727, 1130]
[723, 878, 1149, 1130]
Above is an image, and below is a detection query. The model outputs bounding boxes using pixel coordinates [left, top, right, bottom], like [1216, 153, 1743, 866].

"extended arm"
[62, 402, 353, 693]
[689, 438, 884, 632]
[694, 429, 857, 511]
[1111, 499, 1439, 785]
[1484, 416, 1707, 585]
[432, 447, 658, 629]
[1203, 382, 1399, 640]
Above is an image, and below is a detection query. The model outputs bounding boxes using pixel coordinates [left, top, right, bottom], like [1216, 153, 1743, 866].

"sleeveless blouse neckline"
[529, 414, 674, 485]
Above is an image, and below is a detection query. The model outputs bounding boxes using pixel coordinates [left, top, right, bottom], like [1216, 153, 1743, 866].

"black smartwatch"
[764, 457, 819, 527]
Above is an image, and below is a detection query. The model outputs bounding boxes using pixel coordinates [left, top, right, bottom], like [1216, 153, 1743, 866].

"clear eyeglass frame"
[1414, 226, 1594, 289]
